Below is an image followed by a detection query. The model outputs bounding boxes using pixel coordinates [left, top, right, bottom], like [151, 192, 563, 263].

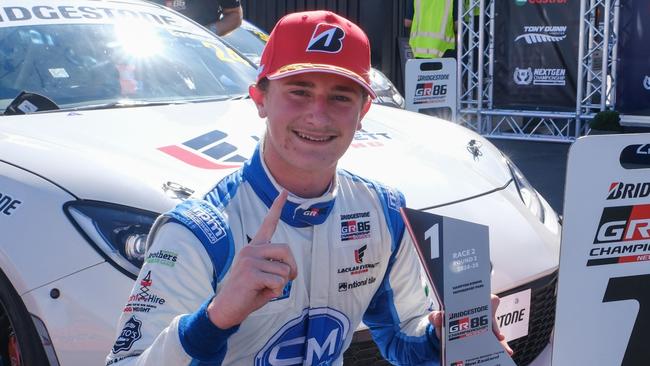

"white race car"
[0, 1, 559, 365]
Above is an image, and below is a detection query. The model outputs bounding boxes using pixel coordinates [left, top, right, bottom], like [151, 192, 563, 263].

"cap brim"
[266, 63, 377, 99]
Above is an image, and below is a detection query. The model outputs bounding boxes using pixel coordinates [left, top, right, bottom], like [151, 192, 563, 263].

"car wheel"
[0, 270, 49, 366]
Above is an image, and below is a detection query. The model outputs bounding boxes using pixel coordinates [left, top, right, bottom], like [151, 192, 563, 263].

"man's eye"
[332, 95, 351, 102]
[290, 90, 308, 96]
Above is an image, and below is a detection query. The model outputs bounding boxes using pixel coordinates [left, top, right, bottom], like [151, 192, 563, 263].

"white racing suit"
[106, 145, 440, 365]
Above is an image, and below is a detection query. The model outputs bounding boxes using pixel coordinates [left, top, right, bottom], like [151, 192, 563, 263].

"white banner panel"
[553, 134, 650, 366]
[405, 58, 456, 122]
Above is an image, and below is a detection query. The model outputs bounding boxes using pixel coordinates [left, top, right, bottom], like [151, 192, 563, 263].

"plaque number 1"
[424, 223, 440, 259]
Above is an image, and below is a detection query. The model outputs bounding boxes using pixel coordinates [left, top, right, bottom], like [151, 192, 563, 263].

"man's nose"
[306, 95, 330, 124]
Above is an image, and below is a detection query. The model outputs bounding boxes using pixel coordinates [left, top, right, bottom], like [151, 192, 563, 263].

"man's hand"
[428, 295, 514, 356]
[207, 191, 297, 329]
[209, 4, 243, 36]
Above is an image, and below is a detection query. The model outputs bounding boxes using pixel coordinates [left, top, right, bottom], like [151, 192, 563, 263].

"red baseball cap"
[257, 11, 376, 99]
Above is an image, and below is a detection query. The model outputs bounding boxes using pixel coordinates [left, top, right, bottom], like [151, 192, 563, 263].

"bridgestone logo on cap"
[307, 24, 345, 53]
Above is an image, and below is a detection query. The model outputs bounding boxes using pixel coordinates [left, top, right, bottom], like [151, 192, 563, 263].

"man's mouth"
[295, 131, 334, 142]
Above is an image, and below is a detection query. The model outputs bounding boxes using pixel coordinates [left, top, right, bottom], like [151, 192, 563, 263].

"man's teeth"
[297, 132, 330, 142]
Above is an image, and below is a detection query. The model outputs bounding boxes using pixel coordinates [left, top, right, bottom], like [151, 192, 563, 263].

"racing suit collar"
[242, 144, 337, 227]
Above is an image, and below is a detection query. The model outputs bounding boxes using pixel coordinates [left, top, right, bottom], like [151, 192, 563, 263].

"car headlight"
[64, 201, 158, 278]
[369, 68, 391, 92]
[505, 158, 545, 224]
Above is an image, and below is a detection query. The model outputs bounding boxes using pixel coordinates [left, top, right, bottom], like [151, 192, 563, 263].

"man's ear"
[357, 97, 372, 130]
[249, 84, 267, 118]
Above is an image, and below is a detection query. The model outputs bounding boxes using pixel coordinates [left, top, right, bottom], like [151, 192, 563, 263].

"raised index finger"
[251, 190, 288, 245]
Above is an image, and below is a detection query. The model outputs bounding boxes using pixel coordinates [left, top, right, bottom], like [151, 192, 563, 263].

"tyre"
[0, 269, 50, 366]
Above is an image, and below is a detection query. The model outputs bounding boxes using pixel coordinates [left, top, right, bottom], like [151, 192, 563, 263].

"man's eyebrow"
[284, 80, 358, 93]
[332, 85, 359, 93]
[285, 81, 315, 88]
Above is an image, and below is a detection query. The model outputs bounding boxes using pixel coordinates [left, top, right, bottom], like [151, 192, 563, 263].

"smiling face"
[250, 72, 371, 197]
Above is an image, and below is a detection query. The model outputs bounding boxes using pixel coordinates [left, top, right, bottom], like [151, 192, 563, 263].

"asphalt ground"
[488, 138, 570, 216]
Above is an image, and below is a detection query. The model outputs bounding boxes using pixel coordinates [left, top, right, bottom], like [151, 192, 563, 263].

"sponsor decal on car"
[513, 67, 566, 86]
[158, 129, 247, 170]
[145, 249, 178, 267]
[644, 76, 650, 91]
[0, 191, 22, 216]
[495, 289, 531, 341]
[515, 25, 567, 44]
[0, 4, 187, 28]
[112, 316, 142, 354]
[351, 128, 391, 149]
[606, 181, 650, 200]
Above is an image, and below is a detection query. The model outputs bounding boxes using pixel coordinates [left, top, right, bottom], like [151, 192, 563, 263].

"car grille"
[343, 270, 558, 366]
[498, 270, 557, 365]
[343, 331, 390, 366]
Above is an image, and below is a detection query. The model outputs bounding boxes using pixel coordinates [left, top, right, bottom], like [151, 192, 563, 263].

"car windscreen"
[221, 23, 268, 65]
[0, 20, 257, 111]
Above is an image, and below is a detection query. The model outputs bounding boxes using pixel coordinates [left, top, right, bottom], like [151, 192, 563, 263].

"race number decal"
[602, 274, 650, 365]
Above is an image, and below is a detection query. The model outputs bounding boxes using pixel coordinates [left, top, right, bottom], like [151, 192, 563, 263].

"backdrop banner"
[493, 0, 580, 111]
[616, 0, 650, 116]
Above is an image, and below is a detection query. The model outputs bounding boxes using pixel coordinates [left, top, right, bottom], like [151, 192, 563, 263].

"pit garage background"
[240, 0, 650, 141]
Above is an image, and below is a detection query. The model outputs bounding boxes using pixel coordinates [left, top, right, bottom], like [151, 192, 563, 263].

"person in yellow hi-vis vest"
[406, 0, 456, 58]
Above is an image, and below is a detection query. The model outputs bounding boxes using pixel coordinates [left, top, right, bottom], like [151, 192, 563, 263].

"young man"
[160, 0, 242, 35]
[107, 10, 509, 365]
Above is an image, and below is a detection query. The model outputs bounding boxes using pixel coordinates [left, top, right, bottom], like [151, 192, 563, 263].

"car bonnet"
[0, 100, 512, 213]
